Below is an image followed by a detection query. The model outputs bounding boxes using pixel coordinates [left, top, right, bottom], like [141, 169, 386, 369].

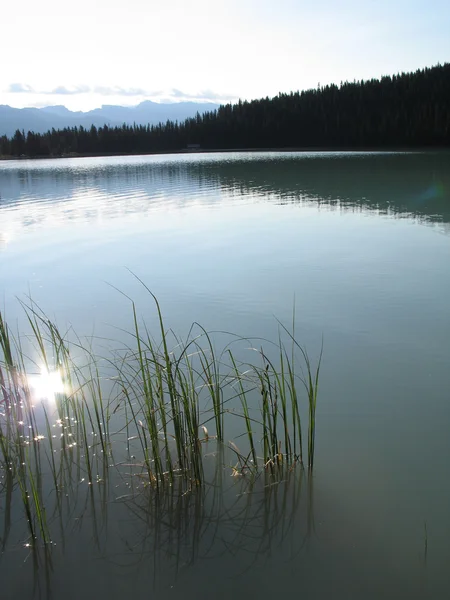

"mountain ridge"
[0, 101, 220, 137]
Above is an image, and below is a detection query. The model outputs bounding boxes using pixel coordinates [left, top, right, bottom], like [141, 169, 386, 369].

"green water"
[1, 151, 450, 599]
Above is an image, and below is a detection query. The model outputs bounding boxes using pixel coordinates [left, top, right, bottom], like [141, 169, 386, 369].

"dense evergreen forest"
[1, 63, 449, 158]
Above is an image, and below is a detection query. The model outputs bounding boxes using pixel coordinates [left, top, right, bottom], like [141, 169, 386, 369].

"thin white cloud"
[6, 83, 91, 95]
[5, 82, 232, 102]
[7, 83, 35, 93]
[93, 85, 157, 97]
[198, 89, 237, 101]
[168, 88, 237, 102]
[50, 85, 90, 95]
[7, 83, 147, 96]
[3, 82, 236, 108]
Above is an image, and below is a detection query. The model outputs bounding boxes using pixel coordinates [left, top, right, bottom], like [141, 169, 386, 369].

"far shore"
[1, 146, 448, 162]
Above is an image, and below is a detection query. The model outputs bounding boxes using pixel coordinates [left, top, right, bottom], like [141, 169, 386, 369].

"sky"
[2, 0, 449, 112]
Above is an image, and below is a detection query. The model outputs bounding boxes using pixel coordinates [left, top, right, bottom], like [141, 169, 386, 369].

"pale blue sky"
[2, 0, 449, 111]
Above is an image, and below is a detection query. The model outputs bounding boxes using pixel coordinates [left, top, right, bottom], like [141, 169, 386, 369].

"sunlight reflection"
[28, 366, 65, 405]
[0, 231, 12, 250]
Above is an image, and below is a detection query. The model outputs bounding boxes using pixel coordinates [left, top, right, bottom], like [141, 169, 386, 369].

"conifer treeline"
[1, 64, 449, 158]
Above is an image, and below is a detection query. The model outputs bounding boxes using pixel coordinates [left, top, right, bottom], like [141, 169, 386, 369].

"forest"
[1, 63, 449, 158]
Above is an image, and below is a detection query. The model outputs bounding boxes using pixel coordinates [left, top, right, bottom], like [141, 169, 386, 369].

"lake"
[1, 151, 450, 599]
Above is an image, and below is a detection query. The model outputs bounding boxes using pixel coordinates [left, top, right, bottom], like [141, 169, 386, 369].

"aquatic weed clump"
[0, 288, 322, 547]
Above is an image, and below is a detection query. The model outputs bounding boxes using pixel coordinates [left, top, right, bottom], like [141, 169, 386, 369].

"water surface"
[1, 151, 450, 598]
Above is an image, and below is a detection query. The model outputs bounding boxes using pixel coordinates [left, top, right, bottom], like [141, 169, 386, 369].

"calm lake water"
[1, 151, 450, 598]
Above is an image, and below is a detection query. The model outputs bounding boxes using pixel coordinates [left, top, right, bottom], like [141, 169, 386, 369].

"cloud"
[6, 83, 160, 97]
[169, 88, 237, 102]
[170, 88, 186, 98]
[5, 82, 236, 105]
[50, 85, 91, 95]
[7, 83, 35, 93]
[93, 85, 157, 97]
[198, 89, 237, 101]
[6, 83, 90, 95]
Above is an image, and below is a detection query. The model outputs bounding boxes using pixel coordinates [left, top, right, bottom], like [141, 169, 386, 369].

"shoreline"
[1, 145, 448, 162]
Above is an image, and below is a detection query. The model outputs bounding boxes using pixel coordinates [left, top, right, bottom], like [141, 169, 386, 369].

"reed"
[0, 290, 323, 546]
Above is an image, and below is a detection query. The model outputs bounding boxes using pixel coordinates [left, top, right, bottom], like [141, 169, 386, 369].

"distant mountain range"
[0, 101, 220, 137]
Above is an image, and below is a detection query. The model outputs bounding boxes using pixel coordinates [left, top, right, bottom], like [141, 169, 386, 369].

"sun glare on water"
[28, 367, 66, 404]
[0, 231, 13, 251]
